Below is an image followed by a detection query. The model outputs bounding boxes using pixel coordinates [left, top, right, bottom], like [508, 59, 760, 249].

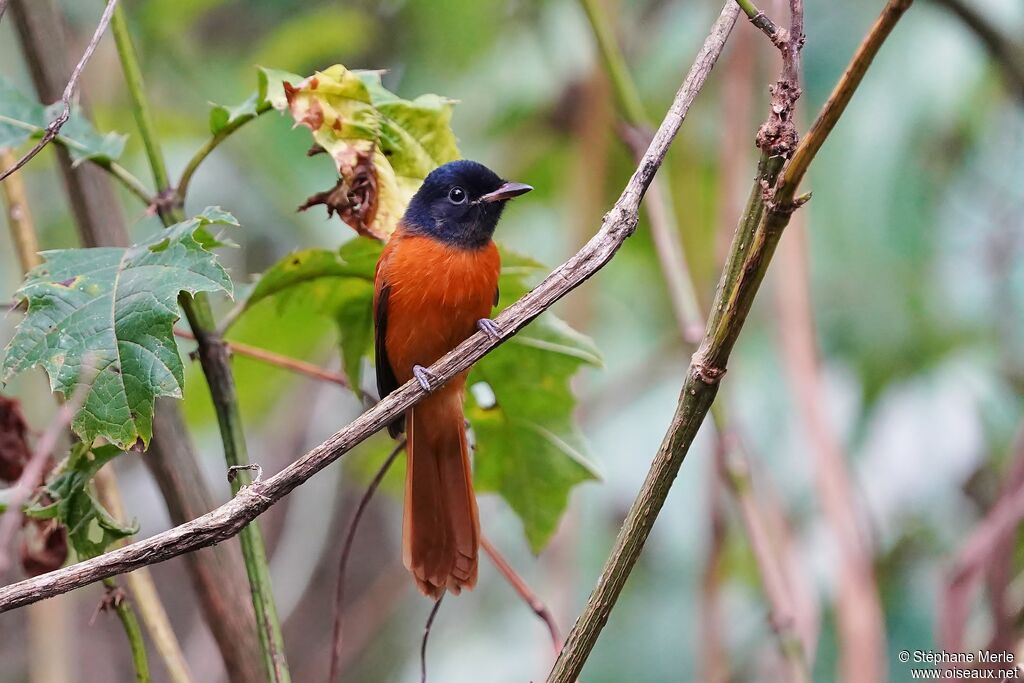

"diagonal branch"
[546, 2, 912, 681]
[0, 0, 730, 615]
[0, 0, 118, 183]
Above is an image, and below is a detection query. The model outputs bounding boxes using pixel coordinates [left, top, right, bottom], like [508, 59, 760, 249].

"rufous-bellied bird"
[373, 160, 532, 598]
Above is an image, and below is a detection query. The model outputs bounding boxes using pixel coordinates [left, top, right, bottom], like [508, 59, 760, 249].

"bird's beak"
[479, 182, 533, 203]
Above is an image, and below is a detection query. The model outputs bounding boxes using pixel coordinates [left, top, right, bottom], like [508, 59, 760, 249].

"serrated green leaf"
[2, 208, 235, 449]
[0, 76, 126, 165]
[25, 443, 137, 559]
[468, 250, 601, 552]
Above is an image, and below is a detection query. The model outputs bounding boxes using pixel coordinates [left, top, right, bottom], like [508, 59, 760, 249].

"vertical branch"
[8, 3, 266, 679]
[107, 5, 291, 681]
[548, 1, 913, 680]
[582, 0, 813, 675]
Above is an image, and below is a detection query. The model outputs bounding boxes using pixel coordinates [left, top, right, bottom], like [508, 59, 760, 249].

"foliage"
[267, 64, 460, 240]
[0, 76, 125, 166]
[1, 208, 235, 449]
[24, 443, 137, 560]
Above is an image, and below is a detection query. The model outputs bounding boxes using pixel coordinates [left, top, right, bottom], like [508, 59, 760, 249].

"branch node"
[227, 463, 263, 485]
[690, 355, 726, 386]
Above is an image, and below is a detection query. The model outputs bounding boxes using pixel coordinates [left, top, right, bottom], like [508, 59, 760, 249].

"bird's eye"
[448, 186, 467, 204]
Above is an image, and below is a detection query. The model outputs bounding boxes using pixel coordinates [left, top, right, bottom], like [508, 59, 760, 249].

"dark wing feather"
[494, 285, 499, 307]
[374, 282, 404, 437]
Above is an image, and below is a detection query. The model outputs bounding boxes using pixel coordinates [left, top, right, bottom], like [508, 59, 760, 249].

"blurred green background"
[1, 0, 1023, 681]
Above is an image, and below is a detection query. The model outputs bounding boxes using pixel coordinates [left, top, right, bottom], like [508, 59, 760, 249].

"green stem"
[733, 0, 782, 41]
[176, 100, 272, 203]
[108, 5, 291, 682]
[103, 578, 151, 683]
[579, 0, 649, 127]
[109, 5, 170, 195]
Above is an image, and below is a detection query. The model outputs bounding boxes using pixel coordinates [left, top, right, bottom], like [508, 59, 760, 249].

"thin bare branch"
[930, 0, 1024, 102]
[941, 426, 1024, 654]
[547, 2, 912, 680]
[481, 536, 563, 654]
[328, 440, 405, 683]
[420, 596, 443, 683]
[0, 0, 118, 183]
[173, 329, 351, 389]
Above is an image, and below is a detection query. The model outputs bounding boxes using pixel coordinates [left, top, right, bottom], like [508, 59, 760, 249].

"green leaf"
[1, 207, 236, 449]
[25, 443, 137, 559]
[0, 76, 126, 165]
[264, 64, 460, 240]
[240, 238, 600, 550]
[240, 239, 378, 392]
[468, 251, 601, 552]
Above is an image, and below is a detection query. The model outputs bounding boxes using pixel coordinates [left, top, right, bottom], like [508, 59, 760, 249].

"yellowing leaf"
[263, 64, 460, 240]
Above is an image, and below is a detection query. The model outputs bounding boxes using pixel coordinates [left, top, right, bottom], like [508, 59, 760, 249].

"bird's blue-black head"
[402, 160, 532, 250]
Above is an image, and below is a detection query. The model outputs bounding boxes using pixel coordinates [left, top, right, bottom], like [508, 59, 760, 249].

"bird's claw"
[477, 318, 501, 340]
[412, 364, 438, 393]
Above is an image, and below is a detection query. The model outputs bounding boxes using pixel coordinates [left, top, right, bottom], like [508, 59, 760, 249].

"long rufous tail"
[403, 389, 479, 599]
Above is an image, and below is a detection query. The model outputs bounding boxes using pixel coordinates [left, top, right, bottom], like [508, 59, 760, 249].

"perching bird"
[373, 160, 532, 598]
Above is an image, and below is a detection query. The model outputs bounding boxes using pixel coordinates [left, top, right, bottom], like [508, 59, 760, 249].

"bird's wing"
[373, 242, 400, 404]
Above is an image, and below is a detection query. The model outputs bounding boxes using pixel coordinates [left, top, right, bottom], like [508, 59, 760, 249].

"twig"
[581, 0, 705, 343]
[176, 100, 273, 203]
[734, 0, 785, 48]
[930, 0, 1024, 102]
[480, 536, 563, 654]
[716, 418, 810, 683]
[0, 0, 729, 614]
[101, 578, 151, 683]
[173, 329, 350, 389]
[108, 5, 291, 680]
[0, 373, 93, 577]
[420, 596, 444, 683]
[547, 2, 912, 680]
[328, 439, 405, 683]
[941, 427, 1024, 654]
[0, 0, 118, 183]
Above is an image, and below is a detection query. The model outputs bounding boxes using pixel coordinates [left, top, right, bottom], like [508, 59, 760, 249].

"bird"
[373, 159, 532, 598]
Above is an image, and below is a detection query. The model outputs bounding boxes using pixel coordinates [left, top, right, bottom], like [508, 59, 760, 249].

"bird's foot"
[477, 318, 501, 341]
[412, 364, 438, 393]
